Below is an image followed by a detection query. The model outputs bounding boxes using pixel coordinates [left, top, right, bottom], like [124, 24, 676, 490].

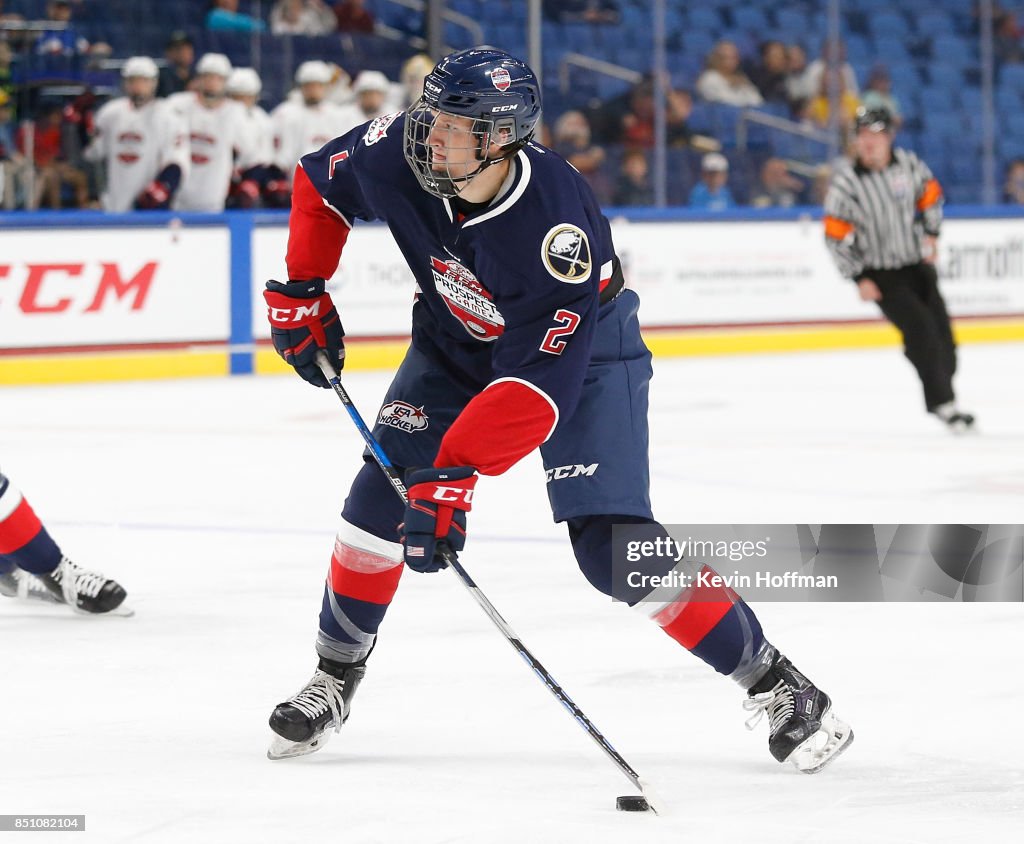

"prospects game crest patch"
[541, 224, 592, 283]
[490, 68, 511, 91]
[429, 257, 505, 341]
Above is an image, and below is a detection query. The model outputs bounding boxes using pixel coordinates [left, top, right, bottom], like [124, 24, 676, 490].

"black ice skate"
[40, 557, 131, 616]
[933, 402, 976, 434]
[743, 651, 853, 774]
[267, 659, 367, 760]
[0, 565, 63, 604]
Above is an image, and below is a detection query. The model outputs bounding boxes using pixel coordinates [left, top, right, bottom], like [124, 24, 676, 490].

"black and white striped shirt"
[823, 147, 943, 280]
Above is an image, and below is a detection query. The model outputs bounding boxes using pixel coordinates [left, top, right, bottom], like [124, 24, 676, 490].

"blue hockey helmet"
[404, 48, 543, 197]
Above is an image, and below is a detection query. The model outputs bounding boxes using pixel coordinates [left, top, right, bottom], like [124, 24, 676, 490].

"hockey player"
[824, 106, 973, 431]
[266, 60, 349, 205]
[84, 56, 188, 212]
[168, 53, 262, 213]
[336, 70, 393, 135]
[0, 471, 129, 614]
[263, 49, 853, 774]
[226, 67, 274, 208]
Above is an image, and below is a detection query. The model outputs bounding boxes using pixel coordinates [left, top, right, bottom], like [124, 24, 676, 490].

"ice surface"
[2, 344, 1022, 842]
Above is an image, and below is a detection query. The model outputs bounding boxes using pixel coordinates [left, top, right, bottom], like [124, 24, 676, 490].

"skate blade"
[72, 602, 135, 618]
[787, 709, 854, 774]
[267, 730, 332, 761]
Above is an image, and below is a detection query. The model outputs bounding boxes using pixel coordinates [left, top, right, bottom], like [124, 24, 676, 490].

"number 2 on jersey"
[539, 309, 581, 355]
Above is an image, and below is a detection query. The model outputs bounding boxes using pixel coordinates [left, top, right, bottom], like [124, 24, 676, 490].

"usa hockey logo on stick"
[541, 224, 592, 283]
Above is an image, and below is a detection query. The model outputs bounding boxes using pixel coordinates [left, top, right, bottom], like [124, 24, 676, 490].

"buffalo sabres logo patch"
[363, 111, 401, 146]
[541, 224, 592, 283]
[378, 400, 429, 432]
[429, 257, 505, 342]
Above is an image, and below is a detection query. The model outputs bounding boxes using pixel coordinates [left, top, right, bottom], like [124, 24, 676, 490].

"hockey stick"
[315, 353, 664, 814]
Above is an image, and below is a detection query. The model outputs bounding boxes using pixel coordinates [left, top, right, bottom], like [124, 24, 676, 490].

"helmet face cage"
[404, 101, 520, 198]
[402, 48, 542, 199]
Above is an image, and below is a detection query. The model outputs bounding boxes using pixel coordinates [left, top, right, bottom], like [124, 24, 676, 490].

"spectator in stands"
[337, 70, 391, 133]
[552, 109, 608, 202]
[33, 0, 111, 61]
[750, 157, 803, 208]
[665, 87, 723, 152]
[689, 152, 734, 211]
[611, 149, 653, 206]
[860, 64, 902, 128]
[0, 41, 15, 118]
[748, 40, 791, 108]
[784, 43, 812, 108]
[618, 78, 713, 151]
[805, 67, 860, 136]
[158, 31, 195, 98]
[994, 10, 1024, 64]
[271, 0, 336, 36]
[0, 0, 24, 43]
[801, 39, 859, 102]
[206, 0, 268, 33]
[334, 0, 375, 33]
[1, 88, 32, 208]
[542, 0, 621, 24]
[1002, 158, 1024, 203]
[17, 101, 88, 209]
[696, 40, 763, 107]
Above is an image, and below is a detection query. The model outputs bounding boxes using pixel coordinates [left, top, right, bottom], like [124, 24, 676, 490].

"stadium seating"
[1, 0, 1018, 205]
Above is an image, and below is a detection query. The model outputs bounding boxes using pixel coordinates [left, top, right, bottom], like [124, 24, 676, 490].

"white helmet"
[295, 60, 332, 85]
[353, 70, 390, 94]
[196, 53, 233, 78]
[121, 56, 158, 80]
[227, 67, 262, 97]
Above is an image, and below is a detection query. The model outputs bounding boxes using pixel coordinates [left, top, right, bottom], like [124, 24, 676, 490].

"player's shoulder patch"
[540, 223, 592, 284]
[363, 111, 402, 146]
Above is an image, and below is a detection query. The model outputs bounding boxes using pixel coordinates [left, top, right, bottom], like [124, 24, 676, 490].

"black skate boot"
[267, 657, 367, 760]
[743, 650, 853, 774]
[40, 557, 129, 615]
[933, 402, 976, 434]
[0, 565, 64, 604]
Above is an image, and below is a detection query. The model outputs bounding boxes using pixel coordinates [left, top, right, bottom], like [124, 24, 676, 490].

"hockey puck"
[615, 795, 651, 812]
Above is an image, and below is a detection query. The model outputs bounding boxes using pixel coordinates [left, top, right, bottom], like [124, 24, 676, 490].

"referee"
[823, 106, 974, 431]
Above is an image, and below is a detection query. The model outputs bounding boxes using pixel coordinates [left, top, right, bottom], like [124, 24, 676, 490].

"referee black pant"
[868, 262, 957, 412]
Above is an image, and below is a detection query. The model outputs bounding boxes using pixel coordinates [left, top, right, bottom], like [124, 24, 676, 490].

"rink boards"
[1, 208, 1023, 384]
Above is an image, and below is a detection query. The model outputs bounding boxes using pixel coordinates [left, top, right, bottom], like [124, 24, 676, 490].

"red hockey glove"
[264, 278, 345, 387]
[135, 180, 171, 210]
[400, 467, 477, 572]
[235, 178, 260, 208]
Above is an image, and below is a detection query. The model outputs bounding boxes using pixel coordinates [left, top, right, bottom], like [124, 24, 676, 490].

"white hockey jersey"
[168, 92, 262, 212]
[238, 103, 274, 167]
[84, 97, 189, 213]
[270, 99, 350, 181]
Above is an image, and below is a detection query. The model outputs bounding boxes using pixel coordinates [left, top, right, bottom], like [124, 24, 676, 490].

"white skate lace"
[287, 670, 346, 733]
[4, 569, 60, 602]
[743, 680, 795, 735]
[56, 559, 106, 599]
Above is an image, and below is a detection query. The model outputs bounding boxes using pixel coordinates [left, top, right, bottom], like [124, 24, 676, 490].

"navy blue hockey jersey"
[286, 110, 624, 475]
